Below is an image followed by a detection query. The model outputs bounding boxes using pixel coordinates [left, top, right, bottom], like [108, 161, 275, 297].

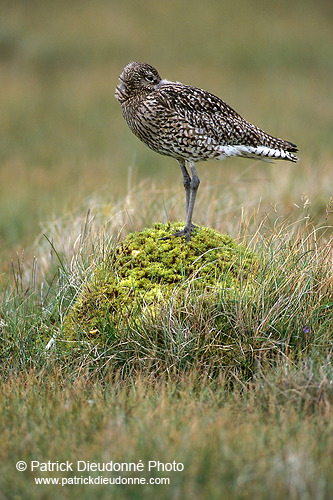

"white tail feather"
[217, 145, 298, 162]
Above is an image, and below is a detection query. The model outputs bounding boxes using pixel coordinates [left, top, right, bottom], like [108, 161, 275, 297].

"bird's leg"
[179, 159, 191, 214]
[160, 161, 200, 242]
[183, 161, 200, 239]
[161, 161, 200, 242]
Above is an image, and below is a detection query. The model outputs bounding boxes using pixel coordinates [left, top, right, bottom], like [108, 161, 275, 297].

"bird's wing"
[151, 83, 262, 146]
[152, 83, 297, 152]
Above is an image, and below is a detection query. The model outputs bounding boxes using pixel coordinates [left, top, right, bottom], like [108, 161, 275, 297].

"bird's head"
[115, 62, 162, 103]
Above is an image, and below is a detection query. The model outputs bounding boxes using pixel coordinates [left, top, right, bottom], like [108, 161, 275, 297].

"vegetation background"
[0, 0, 332, 498]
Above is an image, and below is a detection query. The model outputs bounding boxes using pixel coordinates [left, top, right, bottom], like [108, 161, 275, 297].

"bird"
[115, 62, 298, 241]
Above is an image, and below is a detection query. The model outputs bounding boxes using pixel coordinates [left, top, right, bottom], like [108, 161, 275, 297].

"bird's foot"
[160, 224, 197, 242]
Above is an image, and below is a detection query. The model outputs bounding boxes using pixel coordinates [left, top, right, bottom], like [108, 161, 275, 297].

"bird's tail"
[233, 123, 299, 162]
[218, 142, 298, 163]
[251, 129, 299, 162]
[245, 142, 298, 163]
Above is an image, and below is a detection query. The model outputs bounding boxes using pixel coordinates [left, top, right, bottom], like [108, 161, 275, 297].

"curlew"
[115, 62, 298, 240]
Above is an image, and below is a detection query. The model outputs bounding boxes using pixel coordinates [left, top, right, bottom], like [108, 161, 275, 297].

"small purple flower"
[303, 326, 310, 334]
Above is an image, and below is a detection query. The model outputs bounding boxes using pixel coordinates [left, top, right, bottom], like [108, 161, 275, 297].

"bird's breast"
[120, 95, 224, 161]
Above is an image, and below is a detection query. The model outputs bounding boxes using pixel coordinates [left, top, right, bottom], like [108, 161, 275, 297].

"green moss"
[64, 222, 256, 341]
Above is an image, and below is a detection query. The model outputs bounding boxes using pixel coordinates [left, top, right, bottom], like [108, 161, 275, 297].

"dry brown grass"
[1, 1, 333, 498]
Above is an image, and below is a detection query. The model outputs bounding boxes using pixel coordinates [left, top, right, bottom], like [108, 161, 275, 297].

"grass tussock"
[64, 222, 255, 349]
[1, 186, 332, 378]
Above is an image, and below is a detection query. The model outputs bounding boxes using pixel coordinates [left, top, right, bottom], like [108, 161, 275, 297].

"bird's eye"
[145, 73, 155, 83]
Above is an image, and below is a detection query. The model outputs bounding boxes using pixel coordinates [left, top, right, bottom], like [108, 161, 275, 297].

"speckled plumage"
[115, 62, 298, 240]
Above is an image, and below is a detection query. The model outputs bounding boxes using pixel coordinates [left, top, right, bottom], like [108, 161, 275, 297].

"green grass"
[1, 366, 333, 500]
[1, 0, 333, 498]
[0, 191, 332, 499]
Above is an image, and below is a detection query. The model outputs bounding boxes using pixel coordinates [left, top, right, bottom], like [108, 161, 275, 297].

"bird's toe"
[159, 224, 197, 242]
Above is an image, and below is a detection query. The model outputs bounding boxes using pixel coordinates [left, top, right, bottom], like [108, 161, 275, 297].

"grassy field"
[1, 0, 333, 498]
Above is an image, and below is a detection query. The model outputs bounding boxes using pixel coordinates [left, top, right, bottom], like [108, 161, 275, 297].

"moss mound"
[64, 222, 256, 342]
